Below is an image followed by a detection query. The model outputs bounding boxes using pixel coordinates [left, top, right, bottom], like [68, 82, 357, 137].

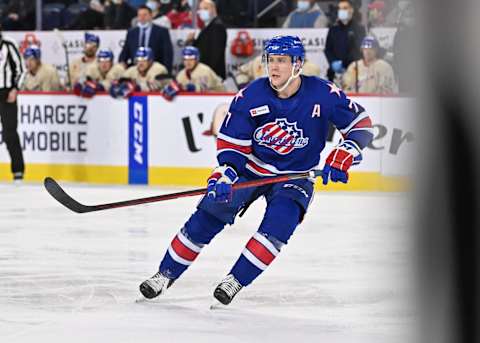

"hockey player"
[110, 47, 168, 98]
[74, 49, 125, 98]
[176, 46, 225, 92]
[343, 36, 397, 94]
[139, 35, 374, 305]
[22, 45, 62, 91]
[69, 33, 100, 86]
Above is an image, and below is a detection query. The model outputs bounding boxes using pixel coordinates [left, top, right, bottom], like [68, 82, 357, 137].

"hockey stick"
[44, 170, 322, 214]
[54, 29, 72, 90]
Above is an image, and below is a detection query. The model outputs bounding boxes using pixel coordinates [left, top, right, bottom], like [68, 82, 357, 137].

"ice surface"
[0, 183, 414, 343]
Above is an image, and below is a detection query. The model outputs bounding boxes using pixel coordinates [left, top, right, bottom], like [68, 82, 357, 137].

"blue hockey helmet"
[97, 48, 114, 61]
[182, 46, 200, 60]
[135, 47, 154, 61]
[360, 36, 380, 50]
[23, 45, 41, 60]
[84, 32, 100, 45]
[263, 35, 305, 63]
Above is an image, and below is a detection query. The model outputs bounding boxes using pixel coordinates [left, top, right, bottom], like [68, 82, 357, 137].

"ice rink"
[0, 183, 414, 343]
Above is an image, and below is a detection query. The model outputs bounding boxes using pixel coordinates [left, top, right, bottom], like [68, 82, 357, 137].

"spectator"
[166, 0, 203, 29]
[235, 54, 321, 88]
[282, 0, 329, 28]
[324, 0, 366, 82]
[104, 0, 137, 29]
[22, 45, 62, 91]
[119, 5, 173, 72]
[186, 0, 227, 79]
[121, 46, 168, 91]
[343, 36, 396, 94]
[176, 46, 225, 92]
[69, 33, 100, 86]
[157, 0, 174, 16]
[1, 0, 35, 31]
[367, 0, 386, 28]
[74, 49, 125, 97]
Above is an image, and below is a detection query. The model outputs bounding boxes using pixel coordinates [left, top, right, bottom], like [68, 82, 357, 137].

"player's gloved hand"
[109, 81, 122, 99]
[73, 82, 83, 96]
[185, 83, 196, 92]
[119, 80, 137, 98]
[162, 79, 181, 101]
[322, 140, 362, 185]
[207, 165, 239, 203]
[331, 60, 344, 73]
[82, 79, 99, 98]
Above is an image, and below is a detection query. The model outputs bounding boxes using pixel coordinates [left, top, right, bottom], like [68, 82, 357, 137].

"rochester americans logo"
[253, 118, 309, 155]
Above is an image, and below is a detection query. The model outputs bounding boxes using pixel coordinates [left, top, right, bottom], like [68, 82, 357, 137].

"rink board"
[0, 93, 415, 191]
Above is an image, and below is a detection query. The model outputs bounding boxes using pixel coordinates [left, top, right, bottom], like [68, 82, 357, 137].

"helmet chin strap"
[266, 60, 303, 93]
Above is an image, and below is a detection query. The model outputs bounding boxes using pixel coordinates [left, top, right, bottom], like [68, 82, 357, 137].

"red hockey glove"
[322, 140, 362, 185]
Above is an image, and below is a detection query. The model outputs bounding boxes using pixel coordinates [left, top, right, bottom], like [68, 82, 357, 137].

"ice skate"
[139, 272, 175, 299]
[213, 274, 243, 305]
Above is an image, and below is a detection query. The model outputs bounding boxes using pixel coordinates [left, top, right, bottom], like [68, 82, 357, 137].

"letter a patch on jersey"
[311, 104, 321, 118]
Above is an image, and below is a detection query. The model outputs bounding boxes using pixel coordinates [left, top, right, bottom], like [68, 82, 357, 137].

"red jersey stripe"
[247, 161, 275, 175]
[217, 138, 252, 154]
[352, 117, 373, 129]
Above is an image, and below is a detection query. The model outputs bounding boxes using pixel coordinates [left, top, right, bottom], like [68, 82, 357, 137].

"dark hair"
[338, 0, 353, 5]
[137, 5, 153, 14]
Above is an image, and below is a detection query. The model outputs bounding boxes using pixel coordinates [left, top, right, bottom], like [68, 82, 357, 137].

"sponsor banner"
[0, 93, 414, 189]
[129, 96, 149, 184]
[0, 94, 128, 166]
[6, 28, 396, 85]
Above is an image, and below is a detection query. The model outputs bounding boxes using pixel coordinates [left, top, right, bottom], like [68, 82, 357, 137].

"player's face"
[26, 58, 40, 73]
[183, 58, 197, 71]
[362, 47, 377, 63]
[136, 59, 151, 73]
[84, 43, 98, 58]
[267, 54, 294, 88]
[98, 60, 112, 74]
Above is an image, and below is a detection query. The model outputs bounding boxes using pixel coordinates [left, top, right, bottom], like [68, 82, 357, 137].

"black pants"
[0, 88, 24, 174]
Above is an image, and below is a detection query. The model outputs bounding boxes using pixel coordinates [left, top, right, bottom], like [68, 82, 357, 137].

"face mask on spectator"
[138, 21, 151, 29]
[198, 9, 211, 22]
[146, 1, 158, 11]
[338, 9, 350, 22]
[113, 0, 122, 5]
[160, 0, 171, 3]
[297, 1, 310, 12]
[188, 0, 195, 8]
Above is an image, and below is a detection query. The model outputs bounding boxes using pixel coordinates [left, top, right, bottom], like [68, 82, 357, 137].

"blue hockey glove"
[162, 79, 181, 101]
[207, 165, 239, 203]
[82, 79, 101, 98]
[322, 140, 362, 185]
[331, 60, 344, 73]
[109, 81, 122, 98]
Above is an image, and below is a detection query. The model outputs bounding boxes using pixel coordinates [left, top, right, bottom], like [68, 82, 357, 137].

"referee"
[0, 30, 25, 181]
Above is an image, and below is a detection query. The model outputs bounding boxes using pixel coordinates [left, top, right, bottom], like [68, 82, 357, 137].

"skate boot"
[213, 274, 243, 305]
[139, 272, 175, 299]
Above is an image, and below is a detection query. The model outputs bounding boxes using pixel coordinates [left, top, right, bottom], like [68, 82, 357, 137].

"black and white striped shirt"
[0, 36, 25, 89]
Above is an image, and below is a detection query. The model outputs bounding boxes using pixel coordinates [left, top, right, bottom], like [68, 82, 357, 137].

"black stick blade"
[44, 177, 94, 213]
